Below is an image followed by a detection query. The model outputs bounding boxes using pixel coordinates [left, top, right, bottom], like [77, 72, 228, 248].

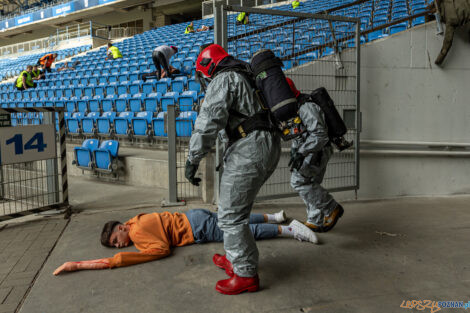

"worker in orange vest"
[37, 53, 58, 72]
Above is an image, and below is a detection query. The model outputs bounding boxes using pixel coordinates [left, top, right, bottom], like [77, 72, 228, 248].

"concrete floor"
[11, 176, 470, 313]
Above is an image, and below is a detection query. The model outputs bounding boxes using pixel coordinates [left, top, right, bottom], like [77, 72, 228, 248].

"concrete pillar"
[154, 12, 171, 28]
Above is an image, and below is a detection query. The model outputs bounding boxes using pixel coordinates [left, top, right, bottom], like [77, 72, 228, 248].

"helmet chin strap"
[195, 71, 211, 93]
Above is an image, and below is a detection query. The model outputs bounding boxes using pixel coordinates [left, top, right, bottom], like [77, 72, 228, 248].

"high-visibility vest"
[237, 12, 248, 24]
[39, 53, 55, 67]
[16, 71, 34, 88]
[32, 69, 40, 78]
[185, 24, 194, 34]
[292, 0, 300, 9]
[108, 46, 123, 59]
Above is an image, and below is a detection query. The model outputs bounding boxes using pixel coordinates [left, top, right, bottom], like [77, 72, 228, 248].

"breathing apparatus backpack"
[250, 49, 353, 151]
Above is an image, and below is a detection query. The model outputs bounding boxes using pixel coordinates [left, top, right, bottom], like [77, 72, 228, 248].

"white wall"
[346, 21, 470, 200]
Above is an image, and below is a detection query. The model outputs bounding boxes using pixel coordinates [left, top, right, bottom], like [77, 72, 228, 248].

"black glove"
[288, 152, 305, 172]
[185, 160, 201, 186]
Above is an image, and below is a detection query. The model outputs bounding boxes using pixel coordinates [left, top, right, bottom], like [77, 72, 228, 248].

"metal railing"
[0, 107, 68, 221]
[96, 27, 144, 40]
[0, 21, 94, 58]
[163, 104, 200, 206]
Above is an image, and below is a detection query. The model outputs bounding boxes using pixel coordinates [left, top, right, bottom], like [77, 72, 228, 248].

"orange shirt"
[39, 54, 56, 67]
[107, 212, 194, 268]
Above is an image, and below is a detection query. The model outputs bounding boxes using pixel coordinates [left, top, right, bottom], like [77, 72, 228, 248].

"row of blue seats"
[73, 139, 119, 173]
[66, 111, 197, 138]
[1, 76, 201, 98]
[2, 90, 202, 113]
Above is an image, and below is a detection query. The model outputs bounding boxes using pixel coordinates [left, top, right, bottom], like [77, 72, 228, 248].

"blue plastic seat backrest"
[82, 139, 100, 151]
[99, 140, 119, 157]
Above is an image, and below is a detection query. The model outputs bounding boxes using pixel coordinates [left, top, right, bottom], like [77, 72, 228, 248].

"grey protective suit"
[290, 100, 337, 226]
[188, 71, 281, 277]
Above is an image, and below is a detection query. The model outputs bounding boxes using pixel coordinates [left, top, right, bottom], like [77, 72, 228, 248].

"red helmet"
[196, 44, 230, 78]
[286, 77, 300, 98]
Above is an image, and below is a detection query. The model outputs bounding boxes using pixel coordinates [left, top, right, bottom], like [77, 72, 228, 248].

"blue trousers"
[185, 209, 279, 244]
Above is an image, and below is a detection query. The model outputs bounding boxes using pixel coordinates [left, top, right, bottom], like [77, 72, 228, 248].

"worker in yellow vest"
[16, 65, 36, 91]
[31, 65, 45, 80]
[292, 0, 301, 9]
[236, 12, 249, 25]
[105, 42, 123, 61]
[185, 21, 195, 34]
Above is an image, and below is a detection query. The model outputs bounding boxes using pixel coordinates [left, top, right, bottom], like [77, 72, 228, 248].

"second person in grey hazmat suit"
[286, 77, 344, 233]
[185, 44, 281, 295]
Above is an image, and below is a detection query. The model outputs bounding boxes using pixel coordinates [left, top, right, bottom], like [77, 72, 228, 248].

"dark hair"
[100, 220, 121, 247]
[107, 42, 112, 47]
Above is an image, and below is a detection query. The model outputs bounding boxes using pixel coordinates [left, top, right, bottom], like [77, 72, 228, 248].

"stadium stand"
[0, 45, 91, 81]
[0, 0, 431, 141]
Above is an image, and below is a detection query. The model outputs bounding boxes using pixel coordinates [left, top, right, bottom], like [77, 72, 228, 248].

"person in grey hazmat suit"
[185, 44, 281, 295]
[286, 77, 344, 233]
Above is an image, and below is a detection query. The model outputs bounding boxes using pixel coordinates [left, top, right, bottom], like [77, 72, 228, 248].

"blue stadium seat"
[129, 83, 141, 95]
[188, 79, 201, 93]
[73, 139, 100, 170]
[389, 22, 408, 35]
[155, 81, 168, 94]
[115, 98, 128, 112]
[116, 85, 128, 96]
[66, 101, 76, 112]
[178, 90, 197, 111]
[66, 112, 84, 135]
[77, 100, 88, 113]
[176, 111, 197, 137]
[129, 98, 142, 112]
[93, 140, 119, 172]
[142, 82, 154, 94]
[161, 92, 179, 111]
[171, 80, 184, 93]
[152, 112, 167, 137]
[89, 99, 101, 112]
[131, 111, 153, 138]
[101, 99, 114, 112]
[106, 86, 117, 97]
[97, 111, 117, 136]
[144, 92, 162, 112]
[83, 87, 94, 98]
[81, 112, 100, 135]
[114, 112, 134, 137]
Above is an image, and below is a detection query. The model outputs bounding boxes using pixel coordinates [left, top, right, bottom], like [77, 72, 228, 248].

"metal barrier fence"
[214, 4, 361, 200]
[164, 105, 200, 206]
[0, 107, 68, 221]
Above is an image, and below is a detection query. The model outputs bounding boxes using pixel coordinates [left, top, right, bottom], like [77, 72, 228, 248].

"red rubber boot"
[215, 274, 260, 295]
[212, 254, 234, 276]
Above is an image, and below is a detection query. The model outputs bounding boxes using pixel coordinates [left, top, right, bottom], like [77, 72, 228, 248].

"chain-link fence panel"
[0, 108, 68, 220]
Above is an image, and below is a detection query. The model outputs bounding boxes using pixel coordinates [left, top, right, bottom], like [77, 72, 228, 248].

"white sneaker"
[289, 219, 319, 244]
[274, 210, 287, 223]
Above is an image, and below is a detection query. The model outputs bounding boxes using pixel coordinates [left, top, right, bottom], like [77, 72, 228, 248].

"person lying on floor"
[53, 208, 318, 275]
